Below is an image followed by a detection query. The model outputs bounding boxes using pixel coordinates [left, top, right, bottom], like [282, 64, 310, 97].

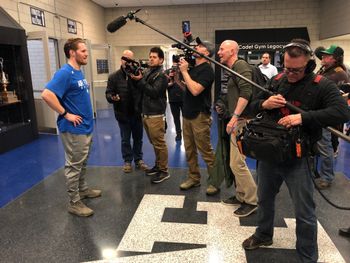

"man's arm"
[41, 89, 82, 126]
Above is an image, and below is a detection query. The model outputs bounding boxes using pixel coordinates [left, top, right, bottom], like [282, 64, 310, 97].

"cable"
[306, 157, 350, 210]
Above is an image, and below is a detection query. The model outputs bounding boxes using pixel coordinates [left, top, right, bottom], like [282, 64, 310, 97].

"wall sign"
[96, 59, 109, 74]
[30, 7, 45, 27]
[67, 19, 77, 34]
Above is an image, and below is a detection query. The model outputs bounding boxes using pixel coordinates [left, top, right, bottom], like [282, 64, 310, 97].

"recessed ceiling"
[92, 0, 269, 8]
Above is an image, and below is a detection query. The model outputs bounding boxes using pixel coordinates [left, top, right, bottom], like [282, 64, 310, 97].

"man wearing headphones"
[242, 39, 350, 263]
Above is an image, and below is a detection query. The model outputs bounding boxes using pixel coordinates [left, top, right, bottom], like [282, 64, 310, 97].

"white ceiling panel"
[92, 0, 269, 8]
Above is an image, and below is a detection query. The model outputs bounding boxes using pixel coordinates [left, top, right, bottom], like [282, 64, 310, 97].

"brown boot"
[68, 200, 94, 217]
[79, 189, 102, 199]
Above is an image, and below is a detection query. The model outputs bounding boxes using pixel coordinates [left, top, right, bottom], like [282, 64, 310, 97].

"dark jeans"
[254, 158, 318, 263]
[118, 115, 143, 163]
[169, 101, 183, 134]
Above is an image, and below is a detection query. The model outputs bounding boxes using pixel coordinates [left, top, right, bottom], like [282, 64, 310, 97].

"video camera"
[121, 56, 146, 76]
[171, 21, 196, 67]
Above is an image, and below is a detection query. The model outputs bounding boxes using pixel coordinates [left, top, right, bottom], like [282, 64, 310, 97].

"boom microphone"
[106, 9, 141, 33]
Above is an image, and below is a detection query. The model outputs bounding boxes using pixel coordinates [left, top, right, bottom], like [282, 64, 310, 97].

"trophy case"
[0, 7, 38, 153]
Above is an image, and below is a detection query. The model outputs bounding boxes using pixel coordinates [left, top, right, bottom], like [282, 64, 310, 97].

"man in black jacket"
[131, 47, 169, 184]
[242, 39, 350, 263]
[106, 50, 148, 173]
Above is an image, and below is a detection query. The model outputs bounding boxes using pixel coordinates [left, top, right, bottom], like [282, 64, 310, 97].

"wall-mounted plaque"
[30, 7, 45, 27]
[67, 19, 77, 34]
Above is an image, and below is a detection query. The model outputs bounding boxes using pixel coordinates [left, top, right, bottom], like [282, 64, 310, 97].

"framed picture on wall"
[30, 7, 45, 27]
[67, 19, 77, 34]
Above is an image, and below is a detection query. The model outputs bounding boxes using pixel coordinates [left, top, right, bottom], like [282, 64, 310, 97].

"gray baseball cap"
[196, 37, 215, 57]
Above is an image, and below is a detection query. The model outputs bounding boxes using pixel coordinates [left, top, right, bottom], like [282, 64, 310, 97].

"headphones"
[282, 42, 316, 74]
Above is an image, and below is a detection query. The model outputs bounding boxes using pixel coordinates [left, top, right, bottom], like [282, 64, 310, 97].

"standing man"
[176, 38, 217, 195]
[41, 38, 101, 217]
[242, 39, 350, 263]
[217, 40, 258, 217]
[315, 45, 349, 189]
[258, 52, 278, 79]
[165, 57, 184, 142]
[105, 50, 148, 173]
[131, 47, 170, 184]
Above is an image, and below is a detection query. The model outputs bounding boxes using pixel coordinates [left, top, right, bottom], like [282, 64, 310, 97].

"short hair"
[284, 38, 312, 59]
[64, 38, 85, 59]
[262, 53, 270, 59]
[149, 47, 164, 60]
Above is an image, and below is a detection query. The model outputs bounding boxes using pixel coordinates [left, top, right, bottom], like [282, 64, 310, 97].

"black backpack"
[232, 59, 269, 101]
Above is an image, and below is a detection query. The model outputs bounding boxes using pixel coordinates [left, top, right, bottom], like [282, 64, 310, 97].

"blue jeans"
[118, 115, 143, 163]
[254, 158, 318, 263]
[316, 129, 334, 183]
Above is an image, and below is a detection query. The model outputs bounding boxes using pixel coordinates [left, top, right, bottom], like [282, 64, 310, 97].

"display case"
[0, 7, 38, 153]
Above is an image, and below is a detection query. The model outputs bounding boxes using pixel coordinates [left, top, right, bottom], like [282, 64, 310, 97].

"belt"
[142, 114, 165, 118]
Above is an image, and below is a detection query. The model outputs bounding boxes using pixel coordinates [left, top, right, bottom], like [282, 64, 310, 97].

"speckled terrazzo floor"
[0, 167, 349, 263]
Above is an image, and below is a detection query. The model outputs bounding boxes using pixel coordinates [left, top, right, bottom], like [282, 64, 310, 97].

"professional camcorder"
[171, 21, 196, 67]
[121, 56, 146, 76]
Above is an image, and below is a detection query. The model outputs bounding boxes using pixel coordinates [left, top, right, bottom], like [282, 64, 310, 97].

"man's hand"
[65, 113, 83, 127]
[226, 115, 239, 134]
[178, 58, 189, 73]
[215, 105, 224, 114]
[111, 94, 120, 101]
[262, 94, 286, 110]
[278, 114, 302, 128]
[130, 71, 143, 81]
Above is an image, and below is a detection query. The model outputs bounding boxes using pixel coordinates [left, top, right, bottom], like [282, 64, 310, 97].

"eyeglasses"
[283, 66, 306, 74]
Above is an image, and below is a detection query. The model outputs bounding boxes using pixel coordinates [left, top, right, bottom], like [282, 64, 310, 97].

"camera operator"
[130, 47, 170, 184]
[175, 38, 217, 195]
[164, 56, 184, 141]
[242, 39, 350, 263]
[105, 50, 148, 173]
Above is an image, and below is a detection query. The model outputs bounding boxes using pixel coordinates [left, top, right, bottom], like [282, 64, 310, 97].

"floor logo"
[87, 194, 345, 263]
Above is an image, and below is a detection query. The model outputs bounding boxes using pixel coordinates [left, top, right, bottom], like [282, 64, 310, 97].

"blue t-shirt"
[46, 64, 93, 134]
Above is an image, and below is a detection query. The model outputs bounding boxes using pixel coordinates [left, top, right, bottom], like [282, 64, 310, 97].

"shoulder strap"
[313, 74, 323, 83]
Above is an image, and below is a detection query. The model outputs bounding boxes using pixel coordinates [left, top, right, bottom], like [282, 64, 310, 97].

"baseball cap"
[321, 45, 344, 57]
[195, 37, 215, 57]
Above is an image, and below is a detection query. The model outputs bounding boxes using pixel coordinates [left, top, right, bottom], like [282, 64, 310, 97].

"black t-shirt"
[183, 62, 214, 119]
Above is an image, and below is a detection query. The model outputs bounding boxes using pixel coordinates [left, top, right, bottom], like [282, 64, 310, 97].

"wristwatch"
[61, 109, 68, 117]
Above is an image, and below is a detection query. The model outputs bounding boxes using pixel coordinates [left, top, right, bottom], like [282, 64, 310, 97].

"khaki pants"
[230, 119, 257, 205]
[60, 132, 92, 203]
[143, 116, 168, 172]
[183, 113, 215, 181]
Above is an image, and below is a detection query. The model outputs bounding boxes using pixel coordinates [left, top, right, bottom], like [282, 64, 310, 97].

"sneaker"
[122, 162, 132, 173]
[339, 227, 350, 238]
[221, 196, 242, 207]
[135, 160, 148, 171]
[145, 166, 159, 176]
[151, 171, 170, 184]
[242, 235, 273, 250]
[233, 203, 258, 217]
[175, 133, 182, 141]
[79, 189, 102, 199]
[315, 178, 332, 189]
[179, 177, 201, 190]
[206, 184, 219, 195]
[68, 200, 94, 217]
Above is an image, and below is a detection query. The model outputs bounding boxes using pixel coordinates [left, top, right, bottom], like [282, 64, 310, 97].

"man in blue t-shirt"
[42, 38, 101, 217]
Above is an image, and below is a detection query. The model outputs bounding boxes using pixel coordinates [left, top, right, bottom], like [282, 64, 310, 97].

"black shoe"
[151, 171, 170, 184]
[339, 227, 350, 238]
[175, 133, 182, 141]
[145, 166, 159, 176]
[221, 196, 242, 206]
[233, 203, 257, 217]
[242, 235, 273, 250]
